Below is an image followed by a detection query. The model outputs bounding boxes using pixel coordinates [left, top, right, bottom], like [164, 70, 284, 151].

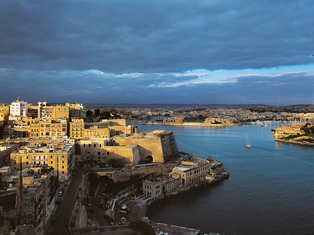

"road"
[45, 165, 87, 235]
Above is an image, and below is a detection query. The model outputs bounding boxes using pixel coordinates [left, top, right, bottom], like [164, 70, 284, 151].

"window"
[98, 152, 100, 155]
[26, 162, 29, 164]
[62, 171, 64, 174]
[89, 144, 90, 147]
[100, 144, 102, 147]
[94, 144, 96, 147]
[62, 166, 64, 169]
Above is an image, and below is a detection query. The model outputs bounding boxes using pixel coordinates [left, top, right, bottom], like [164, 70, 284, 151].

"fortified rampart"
[96, 164, 176, 183]
[68, 174, 89, 229]
[114, 131, 178, 163]
[271, 125, 303, 139]
[80, 139, 141, 165]
[114, 135, 163, 163]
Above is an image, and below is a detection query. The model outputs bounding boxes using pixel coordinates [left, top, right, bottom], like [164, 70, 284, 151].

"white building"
[10, 99, 28, 117]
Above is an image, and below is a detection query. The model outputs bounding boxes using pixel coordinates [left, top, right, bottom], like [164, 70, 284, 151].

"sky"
[0, 0, 314, 105]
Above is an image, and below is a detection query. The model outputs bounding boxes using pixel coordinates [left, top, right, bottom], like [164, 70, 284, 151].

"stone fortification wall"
[271, 124, 314, 145]
[97, 164, 175, 183]
[272, 125, 303, 139]
[114, 135, 164, 163]
[80, 140, 141, 165]
[114, 131, 178, 163]
[161, 133, 178, 162]
[104, 145, 141, 165]
[68, 174, 88, 229]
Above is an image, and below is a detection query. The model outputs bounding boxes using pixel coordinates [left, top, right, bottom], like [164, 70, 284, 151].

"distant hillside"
[83, 103, 274, 109]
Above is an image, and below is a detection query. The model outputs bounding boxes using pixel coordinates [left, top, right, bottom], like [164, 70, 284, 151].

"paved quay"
[154, 222, 200, 235]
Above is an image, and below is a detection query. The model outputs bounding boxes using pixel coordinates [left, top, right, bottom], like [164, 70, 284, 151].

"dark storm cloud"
[1, 0, 314, 73]
[1, 68, 313, 105]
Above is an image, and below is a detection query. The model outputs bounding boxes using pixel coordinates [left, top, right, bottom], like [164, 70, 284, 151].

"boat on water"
[245, 135, 252, 148]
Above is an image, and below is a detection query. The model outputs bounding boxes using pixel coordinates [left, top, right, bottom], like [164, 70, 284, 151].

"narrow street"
[45, 165, 87, 235]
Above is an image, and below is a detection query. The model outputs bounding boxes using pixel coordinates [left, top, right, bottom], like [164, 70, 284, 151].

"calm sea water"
[138, 123, 314, 235]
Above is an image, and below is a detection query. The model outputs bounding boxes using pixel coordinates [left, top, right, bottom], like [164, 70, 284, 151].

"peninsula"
[271, 123, 314, 146]
[0, 99, 229, 235]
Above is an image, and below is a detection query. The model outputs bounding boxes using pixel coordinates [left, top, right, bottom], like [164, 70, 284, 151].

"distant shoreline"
[128, 121, 287, 128]
[128, 121, 238, 128]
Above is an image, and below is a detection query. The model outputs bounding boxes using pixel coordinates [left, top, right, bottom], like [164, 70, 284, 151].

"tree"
[94, 108, 100, 117]
[86, 109, 93, 117]
[100, 111, 111, 119]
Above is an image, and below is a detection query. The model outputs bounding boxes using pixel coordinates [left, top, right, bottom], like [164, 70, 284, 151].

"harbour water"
[138, 123, 314, 235]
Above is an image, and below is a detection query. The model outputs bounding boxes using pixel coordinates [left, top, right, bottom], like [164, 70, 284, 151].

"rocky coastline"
[274, 138, 314, 146]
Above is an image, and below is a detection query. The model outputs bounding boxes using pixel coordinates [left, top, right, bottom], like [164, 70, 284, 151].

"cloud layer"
[0, 0, 313, 105]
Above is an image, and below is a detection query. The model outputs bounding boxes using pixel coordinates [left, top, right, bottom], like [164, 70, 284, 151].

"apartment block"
[38, 102, 69, 119]
[0, 104, 10, 125]
[69, 119, 85, 139]
[10, 99, 28, 117]
[69, 119, 138, 140]
[66, 103, 83, 119]
[34, 170, 58, 227]
[30, 119, 67, 138]
[10, 140, 75, 180]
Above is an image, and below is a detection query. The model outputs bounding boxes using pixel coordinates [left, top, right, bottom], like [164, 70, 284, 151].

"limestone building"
[0, 104, 9, 125]
[0, 143, 20, 167]
[10, 99, 28, 118]
[69, 119, 138, 140]
[162, 116, 184, 124]
[66, 103, 84, 119]
[142, 158, 211, 198]
[10, 139, 75, 180]
[69, 119, 85, 139]
[37, 102, 70, 119]
[30, 119, 67, 138]
[172, 158, 211, 187]
[143, 175, 180, 199]
[34, 170, 58, 228]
